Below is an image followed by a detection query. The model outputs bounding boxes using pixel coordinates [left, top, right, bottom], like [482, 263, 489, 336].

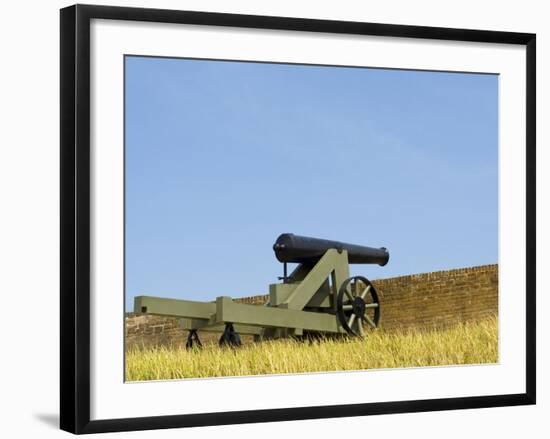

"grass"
[125, 316, 498, 381]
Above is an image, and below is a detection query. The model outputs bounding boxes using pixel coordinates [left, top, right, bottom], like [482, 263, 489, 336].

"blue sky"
[125, 56, 498, 310]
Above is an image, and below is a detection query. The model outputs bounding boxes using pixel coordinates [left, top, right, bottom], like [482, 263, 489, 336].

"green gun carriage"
[134, 233, 389, 347]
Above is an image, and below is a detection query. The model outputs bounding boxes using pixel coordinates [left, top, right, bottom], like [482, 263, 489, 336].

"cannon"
[274, 233, 389, 266]
[134, 233, 389, 347]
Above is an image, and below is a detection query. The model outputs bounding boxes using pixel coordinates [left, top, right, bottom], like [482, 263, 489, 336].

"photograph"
[0, 0, 541, 434]
[123, 55, 499, 381]
[56, 2, 536, 434]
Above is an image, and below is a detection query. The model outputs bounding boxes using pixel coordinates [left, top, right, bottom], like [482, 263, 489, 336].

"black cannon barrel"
[273, 233, 389, 266]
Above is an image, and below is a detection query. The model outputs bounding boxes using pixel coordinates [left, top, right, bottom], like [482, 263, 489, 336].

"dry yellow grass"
[125, 316, 498, 381]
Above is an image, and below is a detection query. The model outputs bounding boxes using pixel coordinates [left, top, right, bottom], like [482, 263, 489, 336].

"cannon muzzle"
[273, 233, 389, 266]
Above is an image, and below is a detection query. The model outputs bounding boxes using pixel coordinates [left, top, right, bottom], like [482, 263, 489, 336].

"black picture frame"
[60, 4, 536, 434]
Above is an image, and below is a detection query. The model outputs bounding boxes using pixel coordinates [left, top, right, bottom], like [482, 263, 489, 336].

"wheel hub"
[352, 296, 366, 318]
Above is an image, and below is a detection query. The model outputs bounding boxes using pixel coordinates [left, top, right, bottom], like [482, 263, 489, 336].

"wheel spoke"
[364, 314, 377, 328]
[347, 313, 356, 328]
[342, 304, 353, 311]
[364, 303, 379, 309]
[344, 286, 354, 301]
[357, 318, 365, 336]
[359, 285, 371, 299]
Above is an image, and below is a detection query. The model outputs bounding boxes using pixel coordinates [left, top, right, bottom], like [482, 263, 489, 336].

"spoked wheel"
[337, 276, 380, 337]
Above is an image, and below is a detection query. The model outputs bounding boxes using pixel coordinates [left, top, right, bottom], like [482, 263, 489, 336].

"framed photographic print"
[60, 4, 536, 434]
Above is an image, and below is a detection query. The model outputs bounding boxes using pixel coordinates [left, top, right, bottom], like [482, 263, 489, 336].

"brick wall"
[125, 314, 185, 349]
[125, 264, 498, 348]
[372, 264, 498, 331]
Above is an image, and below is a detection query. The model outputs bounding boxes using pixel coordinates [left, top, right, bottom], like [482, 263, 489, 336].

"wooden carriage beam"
[281, 249, 350, 310]
[179, 318, 263, 335]
[215, 296, 346, 334]
[134, 297, 265, 335]
[134, 296, 215, 320]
